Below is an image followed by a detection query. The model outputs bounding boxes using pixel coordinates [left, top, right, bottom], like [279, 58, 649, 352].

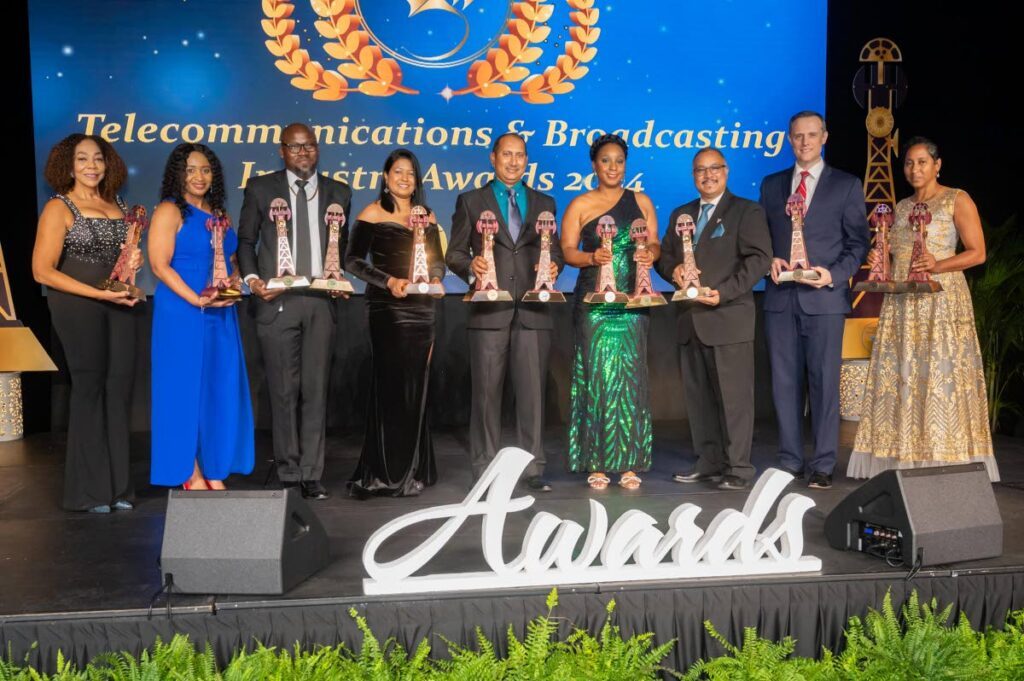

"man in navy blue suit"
[759, 111, 869, 489]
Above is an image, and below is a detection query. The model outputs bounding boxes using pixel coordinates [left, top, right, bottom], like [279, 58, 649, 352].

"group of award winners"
[32, 110, 998, 512]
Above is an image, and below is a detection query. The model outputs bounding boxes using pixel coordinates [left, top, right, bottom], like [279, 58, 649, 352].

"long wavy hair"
[159, 143, 227, 219]
[377, 148, 430, 214]
[43, 133, 127, 202]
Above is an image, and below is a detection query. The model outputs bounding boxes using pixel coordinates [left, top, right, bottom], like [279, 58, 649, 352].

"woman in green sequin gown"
[560, 134, 660, 488]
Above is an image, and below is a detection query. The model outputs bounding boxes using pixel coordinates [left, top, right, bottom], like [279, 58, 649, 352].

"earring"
[384, 185, 390, 193]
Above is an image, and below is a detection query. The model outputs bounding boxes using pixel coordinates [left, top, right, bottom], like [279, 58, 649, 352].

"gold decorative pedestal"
[839, 360, 870, 422]
[0, 371, 23, 441]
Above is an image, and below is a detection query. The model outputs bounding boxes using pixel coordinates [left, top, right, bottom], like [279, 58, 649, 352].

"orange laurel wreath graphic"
[261, 0, 418, 100]
[453, 0, 599, 103]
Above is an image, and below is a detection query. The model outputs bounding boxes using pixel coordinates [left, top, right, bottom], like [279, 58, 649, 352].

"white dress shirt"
[790, 157, 825, 208]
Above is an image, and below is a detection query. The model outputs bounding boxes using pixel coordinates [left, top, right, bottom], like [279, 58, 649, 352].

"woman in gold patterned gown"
[848, 137, 998, 481]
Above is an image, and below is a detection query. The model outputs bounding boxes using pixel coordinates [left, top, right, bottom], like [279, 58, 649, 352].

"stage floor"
[2, 420, 1023, 619]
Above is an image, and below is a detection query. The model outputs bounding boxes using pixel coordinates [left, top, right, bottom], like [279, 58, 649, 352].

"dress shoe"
[111, 499, 134, 511]
[87, 504, 111, 514]
[300, 480, 330, 500]
[807, 472, 833, 490]
[779, 466, 805, 480]
[717, 476, 749, 491]
[525, 476, 553, 492]
[673, 471, 722, 484]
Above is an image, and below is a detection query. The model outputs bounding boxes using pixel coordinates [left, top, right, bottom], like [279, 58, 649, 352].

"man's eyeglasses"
[693, 164, 727, 177]
[283, 142, 317, 153]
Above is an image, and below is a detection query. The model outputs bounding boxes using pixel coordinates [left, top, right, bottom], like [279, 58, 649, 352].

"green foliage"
[967, 213, 1024, 432]
[3, 590, 1022, 680]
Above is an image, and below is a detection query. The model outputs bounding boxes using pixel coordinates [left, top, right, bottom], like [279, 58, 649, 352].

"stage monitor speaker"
[160, 488, 330, 594]
[824, 463, 1002, 567]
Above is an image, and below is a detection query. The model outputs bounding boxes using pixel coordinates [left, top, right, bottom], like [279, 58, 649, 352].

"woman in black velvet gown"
[344, 149, 444, 497]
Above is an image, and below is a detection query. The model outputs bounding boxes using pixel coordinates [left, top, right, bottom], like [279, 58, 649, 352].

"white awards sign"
[362, 448, 822, 595]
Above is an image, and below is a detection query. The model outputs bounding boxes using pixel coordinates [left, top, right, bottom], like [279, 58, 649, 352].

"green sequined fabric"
[567, 192, 653, 473]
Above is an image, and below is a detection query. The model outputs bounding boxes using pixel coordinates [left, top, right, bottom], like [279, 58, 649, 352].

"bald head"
[692, 147, 728, 201]
[280, 123, 319, 178]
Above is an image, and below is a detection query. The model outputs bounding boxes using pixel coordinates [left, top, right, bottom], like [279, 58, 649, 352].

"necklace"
[290, 178, 320, 201]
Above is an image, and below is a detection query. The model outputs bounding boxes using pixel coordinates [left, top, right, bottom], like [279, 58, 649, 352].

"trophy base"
[584, 290, 630, 304]
[310, 277, 355, 293]
[854, 280, 943, 293]
[404, 281, 446, 296]
[626, 292, 668, 308]
[463, 288, 514, 302]
[671, 286, 712, 302]
[200, 286, 242, 300]
[266, 275, 311, 290]
[99, 279, 147, 301]
[777, 269, 821, 282]
[522, 289, 566, 303]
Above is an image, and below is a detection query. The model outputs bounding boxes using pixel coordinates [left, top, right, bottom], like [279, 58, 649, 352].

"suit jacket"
[237, 170, 353, 324]
[657, 190, 772, 346]
[759, 164, 869, 315]
[446, 181, 564, 330]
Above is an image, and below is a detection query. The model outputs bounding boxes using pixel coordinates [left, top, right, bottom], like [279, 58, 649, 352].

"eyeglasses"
[283, 142, 317, 153]
[693, 164, 727, 176]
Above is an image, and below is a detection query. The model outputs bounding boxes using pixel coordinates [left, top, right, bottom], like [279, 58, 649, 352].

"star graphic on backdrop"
[440, 85, 454, 102]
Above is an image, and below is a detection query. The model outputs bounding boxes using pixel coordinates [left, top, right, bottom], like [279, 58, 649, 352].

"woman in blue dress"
[148, 143, 254, 489]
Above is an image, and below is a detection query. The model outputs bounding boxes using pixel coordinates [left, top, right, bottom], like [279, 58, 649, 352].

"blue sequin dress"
[568, 190, 653, 473]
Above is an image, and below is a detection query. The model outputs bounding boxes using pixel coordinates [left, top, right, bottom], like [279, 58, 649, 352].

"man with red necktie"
[759, 111, 869, 490]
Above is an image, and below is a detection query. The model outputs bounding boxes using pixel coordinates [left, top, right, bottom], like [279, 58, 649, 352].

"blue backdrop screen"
[29, 0, 826, 292]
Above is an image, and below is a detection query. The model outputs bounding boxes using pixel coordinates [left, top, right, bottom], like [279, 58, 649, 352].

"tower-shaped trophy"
[200, 209, 241, 300]
[776, 192, 821, 282]
[904, 202, 942, 293]
[584, 215, 629, 304]
[671, 212, 712, 301]
[311, 203, 354, 293]
[523, 210, 565, 303]
[464, 209, 512, 302]
[100, 205, 148, 301]
[854, 204, 895, 292]
[266, 198, 310, 290]
[626, 218, 666, 308]
[404, 205, 445, 295]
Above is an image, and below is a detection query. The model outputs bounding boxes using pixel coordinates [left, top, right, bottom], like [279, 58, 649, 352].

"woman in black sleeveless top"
[32, 134, 142, 512]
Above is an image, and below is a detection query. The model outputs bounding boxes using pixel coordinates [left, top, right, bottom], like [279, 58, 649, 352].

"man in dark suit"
[658, 148, 772, 491]
[759, 111, 869, 489]
[446, 132, 563, 490]
[237, 123, 352, 500]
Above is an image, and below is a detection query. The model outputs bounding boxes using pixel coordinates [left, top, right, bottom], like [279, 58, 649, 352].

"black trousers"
[48, 290, 136, 510]
[255, 295, 335, 482]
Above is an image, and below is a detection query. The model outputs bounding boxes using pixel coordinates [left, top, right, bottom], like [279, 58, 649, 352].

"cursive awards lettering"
[363, 448, 821, 595]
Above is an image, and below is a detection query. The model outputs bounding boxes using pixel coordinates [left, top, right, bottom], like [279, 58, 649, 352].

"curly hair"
[159, 143, 227, 220]
[589, 133, 628, 161]
[43, 134, 127, 202]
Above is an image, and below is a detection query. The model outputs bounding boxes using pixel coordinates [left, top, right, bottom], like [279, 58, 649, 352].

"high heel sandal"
[618, 472, 642, 490]
[587, 473, 610, 490]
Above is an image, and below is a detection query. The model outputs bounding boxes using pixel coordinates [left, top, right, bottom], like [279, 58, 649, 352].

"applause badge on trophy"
[522, 210, 565, 303]
[100, 205, 148, 301]
[266, 198, 311, 290]
[671, 212, 712, 302]
[853, 204, 897, 293]
[311, 203, 354, 293]
[904, 202, 943, 293]
[200, 210, 242, 300]
[404, 205, 445, 295]
[776, 192, 821, 282]
[584, 215, 629, 304]
[626, 218, 666, 308]
[464, 209, 512, 302]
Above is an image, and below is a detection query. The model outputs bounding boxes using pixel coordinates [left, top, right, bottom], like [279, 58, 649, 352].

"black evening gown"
[343, 219, 444, 496]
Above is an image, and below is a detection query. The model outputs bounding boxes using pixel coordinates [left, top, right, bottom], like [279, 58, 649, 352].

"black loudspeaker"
[160, 488, 330, 594]
[824, 463, 1002, 567]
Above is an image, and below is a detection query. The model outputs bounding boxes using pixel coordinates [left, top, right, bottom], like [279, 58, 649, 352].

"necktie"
[796, 170, 810, 201]
[294, 179, 310, 274]
[507, 188, 522, 243]
[694, 203, 714, 244]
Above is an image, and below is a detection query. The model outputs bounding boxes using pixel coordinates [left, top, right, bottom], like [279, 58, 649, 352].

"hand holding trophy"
[854, 204, 896, 292]
[905, 202, 943, 293]
[776, 192, 821, 282]
[670, 212, 712, 301]
[584, 215, 629, 304]
[522, 210, 565, 303]
[200, 210, 242, 300]
[626, 218, 666, 308]
[100, 205, 148, 301]
[464, 210, 512, 302]
[266, 197, 311, 290]
[311, 202, 354, 294]
[404, 205, 445, 296]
